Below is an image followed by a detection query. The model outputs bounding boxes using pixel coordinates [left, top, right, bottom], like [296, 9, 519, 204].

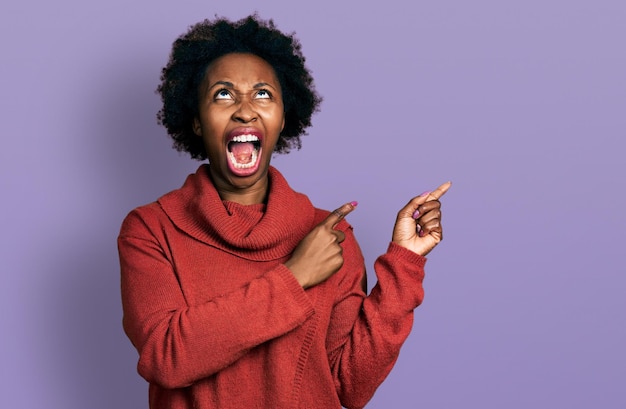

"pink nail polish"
[350, 201, 358, 207]
[419, 230, 425, 237]
[420, 191, 431, 197]
[412, 209, 420, 219]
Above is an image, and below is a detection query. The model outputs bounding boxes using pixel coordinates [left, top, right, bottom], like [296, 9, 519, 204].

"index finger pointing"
[324, 201, 358, 227]
[426, 181, 452, 201]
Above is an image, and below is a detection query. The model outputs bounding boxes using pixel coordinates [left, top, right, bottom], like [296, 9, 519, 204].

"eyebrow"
[207, 81, 277, 91]
[208, 81, 234, 90]
[253, 82, 273, 89]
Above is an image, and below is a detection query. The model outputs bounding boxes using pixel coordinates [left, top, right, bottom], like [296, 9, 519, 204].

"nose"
[232, 99, 257, 123]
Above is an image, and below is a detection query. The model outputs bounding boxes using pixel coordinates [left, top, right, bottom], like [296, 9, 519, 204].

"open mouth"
[227, 134, 261, 170]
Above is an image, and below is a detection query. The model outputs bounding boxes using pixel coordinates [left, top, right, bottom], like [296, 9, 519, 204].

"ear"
[192, 117, 202, 136]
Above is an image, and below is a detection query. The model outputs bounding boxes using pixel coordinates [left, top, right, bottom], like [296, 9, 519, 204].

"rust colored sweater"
[118, 165, 427, 409]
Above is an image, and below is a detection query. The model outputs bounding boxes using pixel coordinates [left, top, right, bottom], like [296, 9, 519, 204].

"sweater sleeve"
[325, 227, 426, 409]
[118, 209, 315, 389]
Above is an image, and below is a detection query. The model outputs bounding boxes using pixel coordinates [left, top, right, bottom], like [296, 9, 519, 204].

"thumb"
[324, 201, 358, 228]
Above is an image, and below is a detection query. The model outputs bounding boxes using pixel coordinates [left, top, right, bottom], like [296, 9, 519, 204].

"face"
[193, 53, 285, 200]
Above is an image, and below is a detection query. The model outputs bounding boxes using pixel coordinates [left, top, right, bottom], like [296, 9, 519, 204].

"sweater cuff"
[386, 242, 427, 269]
[274, 264, 316, 319]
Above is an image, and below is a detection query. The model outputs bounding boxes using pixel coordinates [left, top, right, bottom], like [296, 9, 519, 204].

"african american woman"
[118, 14, 451, 409]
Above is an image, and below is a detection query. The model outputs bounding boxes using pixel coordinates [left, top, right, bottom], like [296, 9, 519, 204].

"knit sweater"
[118, 165, 427, 409]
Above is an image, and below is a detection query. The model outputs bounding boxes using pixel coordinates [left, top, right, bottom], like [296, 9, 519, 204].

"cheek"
[266, 106, 285, 130]
[201, 111, 227, 137]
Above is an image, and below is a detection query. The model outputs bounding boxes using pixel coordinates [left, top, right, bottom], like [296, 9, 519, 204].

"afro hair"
[156, 14, 322, 160]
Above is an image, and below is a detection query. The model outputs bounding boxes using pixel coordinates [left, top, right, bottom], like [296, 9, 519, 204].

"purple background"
[2, 0, 625, 408]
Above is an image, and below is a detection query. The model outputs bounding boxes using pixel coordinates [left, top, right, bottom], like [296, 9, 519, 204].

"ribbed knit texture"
[158, 165, 315, 261]
[118, 165, 427, 409]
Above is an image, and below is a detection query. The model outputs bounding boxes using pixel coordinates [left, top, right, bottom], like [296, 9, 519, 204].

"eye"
[214, 89, 233, 100]
[254, 89, 271, 99]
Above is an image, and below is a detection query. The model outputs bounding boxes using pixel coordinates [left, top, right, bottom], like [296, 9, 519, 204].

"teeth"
[231, 134, 259, 143]
[227, 134, 261, 170]
[228, 150, 258, 169]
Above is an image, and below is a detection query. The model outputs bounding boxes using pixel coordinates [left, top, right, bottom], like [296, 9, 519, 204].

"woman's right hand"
[285, 202, 357, 289]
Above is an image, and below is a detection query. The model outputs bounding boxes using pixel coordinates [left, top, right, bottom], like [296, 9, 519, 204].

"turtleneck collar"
[158, 165, 316, 261]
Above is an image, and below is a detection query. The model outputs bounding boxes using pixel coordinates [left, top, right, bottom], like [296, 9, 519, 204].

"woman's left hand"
[392, 182, 451, 256]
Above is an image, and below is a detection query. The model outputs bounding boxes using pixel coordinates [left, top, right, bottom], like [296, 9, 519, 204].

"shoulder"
[119, 202, 170, 239]
[119, 166, 206, 238]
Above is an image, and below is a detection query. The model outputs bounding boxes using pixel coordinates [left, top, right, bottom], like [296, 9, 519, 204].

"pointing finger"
[425, 181, 452, 201]
[325, 201, 358, 227]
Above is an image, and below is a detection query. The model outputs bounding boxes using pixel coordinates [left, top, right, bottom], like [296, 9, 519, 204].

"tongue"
[230, 142, 255, 163]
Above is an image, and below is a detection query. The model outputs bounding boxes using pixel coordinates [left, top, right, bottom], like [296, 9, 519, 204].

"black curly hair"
[156, 14, 322, 160]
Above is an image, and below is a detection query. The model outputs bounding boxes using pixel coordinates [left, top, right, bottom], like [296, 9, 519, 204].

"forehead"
[204, 53, 280, 86]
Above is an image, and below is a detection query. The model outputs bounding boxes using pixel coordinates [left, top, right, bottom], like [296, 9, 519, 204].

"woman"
[118, 14, 450, 409]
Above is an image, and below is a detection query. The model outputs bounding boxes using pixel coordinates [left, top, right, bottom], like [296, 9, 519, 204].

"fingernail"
[419, 230, 425, 237]
[350, 201, 358, 207]
[412, 209, 420, 219]
[420, 191, 431, 197]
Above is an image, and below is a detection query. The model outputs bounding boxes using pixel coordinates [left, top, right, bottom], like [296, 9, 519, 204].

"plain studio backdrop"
[1, 1, 624, 408]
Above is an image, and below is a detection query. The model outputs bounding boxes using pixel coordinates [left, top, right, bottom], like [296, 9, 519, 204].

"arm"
[326, 183, 451, 408]
[118, 209, 314, 389]
[326, 235, 425, 409]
